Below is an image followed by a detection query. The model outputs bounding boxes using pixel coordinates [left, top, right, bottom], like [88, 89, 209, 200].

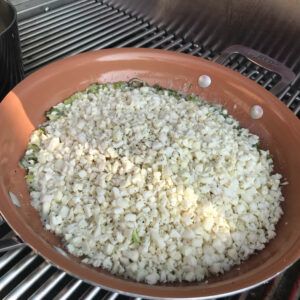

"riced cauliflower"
[21, 81, 284, 284]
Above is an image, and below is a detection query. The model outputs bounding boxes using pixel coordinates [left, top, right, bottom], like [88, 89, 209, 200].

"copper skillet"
[0, 46, 300, 299]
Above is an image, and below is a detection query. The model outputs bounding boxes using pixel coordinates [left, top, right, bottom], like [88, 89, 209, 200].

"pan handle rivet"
[198, 75, 211, 88]
[250, 105, 264, 119]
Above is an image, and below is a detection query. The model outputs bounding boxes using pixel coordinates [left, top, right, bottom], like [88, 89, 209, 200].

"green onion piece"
[98, 83, 108, 89]
[186, 94, 198, 102]
[38, 127, 46, 134]
[26, 154, 38, 163]
[112, 81, 126, 89]
[153, 84, 163, 91]
[46, 108, 64, 121]
[166, 89, 180, 98]
[86, 84, 100, 93]
[64, 95, 78, 105]
[28, 144, 40, 152]
[131, 229, 141, 245]
[25, 173, 34, 184]
[20, 158, 29, 169]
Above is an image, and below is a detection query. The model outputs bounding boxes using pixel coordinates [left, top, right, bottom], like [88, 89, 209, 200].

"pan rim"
[0, 48, 300, 299]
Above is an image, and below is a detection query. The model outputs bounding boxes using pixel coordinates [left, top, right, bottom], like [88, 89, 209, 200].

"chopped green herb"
[20, 158, 29, 169]
[131, 229, 141, 245]
[38, 127, 46, 134]
[166, 89, 180, 98]
[186, 94, 198, 103]
[112, 81, 126, 89]
[86, 84, 100, 94]
[98, 83, 108, 90]
[26, 154, 38, 163]
[28, 144, 40, 152]
[25, 173, 34, 184]
[64, 95, 78, 105]
[153, 84, 162, 91]
[46, 108, 65, 121]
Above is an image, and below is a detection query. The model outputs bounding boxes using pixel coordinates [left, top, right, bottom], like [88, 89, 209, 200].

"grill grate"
[1, 0, 300, 299]
[17, 0, 300, 117]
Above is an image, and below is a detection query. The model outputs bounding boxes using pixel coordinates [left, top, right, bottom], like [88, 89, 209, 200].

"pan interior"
[0, 49, 299, 298]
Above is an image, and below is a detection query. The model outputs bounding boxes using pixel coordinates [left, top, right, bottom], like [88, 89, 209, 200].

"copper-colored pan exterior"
[0, 48, 299, 299]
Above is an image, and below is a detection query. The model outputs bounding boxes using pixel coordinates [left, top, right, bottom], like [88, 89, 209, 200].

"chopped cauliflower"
[22, 82, 284, 285]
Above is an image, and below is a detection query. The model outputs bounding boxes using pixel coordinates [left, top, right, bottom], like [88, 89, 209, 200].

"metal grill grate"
[1, 0, 300, 299]
[17, 0, 300, 116]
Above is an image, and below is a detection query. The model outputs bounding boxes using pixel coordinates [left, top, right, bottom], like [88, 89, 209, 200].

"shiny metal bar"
[22, 10, 123, 58]
[134, 31, 166, 47]
[294, 103, 300, 115]
[190, 45, 204, 56]
[20, 3, 108, 41]
[18, 0, 96, 29]
[20, 2, 106, 36]
[238, 61, 252, 75]
[176, 42, 193, 53]
[24, 18, 142, 72]
[254, 73, 265, 83]
[163, 38, 183, 50]
[246, 70, 260, 79]
[0, 239, 25, 253]
[287, 90, 300, 107]
[102, 292, 119, 300]
[278, 86, 291, 100]
[202, 49, 214, 59]
[221, 53, 238, 67]
[29, 270, 67, 300]
[54, 279, 82, 300]
[149, 34, 174, 49]
[80, 286, 101, 300]
[23, 15, 133, 65]
[0, 252, 38, 290]
[94, 23, 149, 50]
[262, 76, 276, 89]
[68, 21, 146, 54]
[231, 57, 246, 71]
[3, 262, 52, 300]
[0, 247, 25, 270]
[115, 27, 156, 48]
[21, 7, 115, 48]
[18, 0, 92, 26]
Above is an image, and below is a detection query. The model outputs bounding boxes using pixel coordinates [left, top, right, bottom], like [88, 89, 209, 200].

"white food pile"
[22, 82, 284, 284]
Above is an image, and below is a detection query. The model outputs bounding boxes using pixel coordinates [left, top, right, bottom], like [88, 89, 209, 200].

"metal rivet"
[8, 192, 21, 207]
[250, 105, 264, 119]
[198, 75, 211, 88]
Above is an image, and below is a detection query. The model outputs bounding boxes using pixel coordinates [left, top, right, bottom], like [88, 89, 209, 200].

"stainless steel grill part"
[0, 0, 299, 299]
[3, 262, 52, 300]
[28, 270, 67, 300]
[104, 0, 300, 73]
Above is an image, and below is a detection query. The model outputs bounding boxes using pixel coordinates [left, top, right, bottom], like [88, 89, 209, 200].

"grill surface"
[1, 0, 300, 299]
